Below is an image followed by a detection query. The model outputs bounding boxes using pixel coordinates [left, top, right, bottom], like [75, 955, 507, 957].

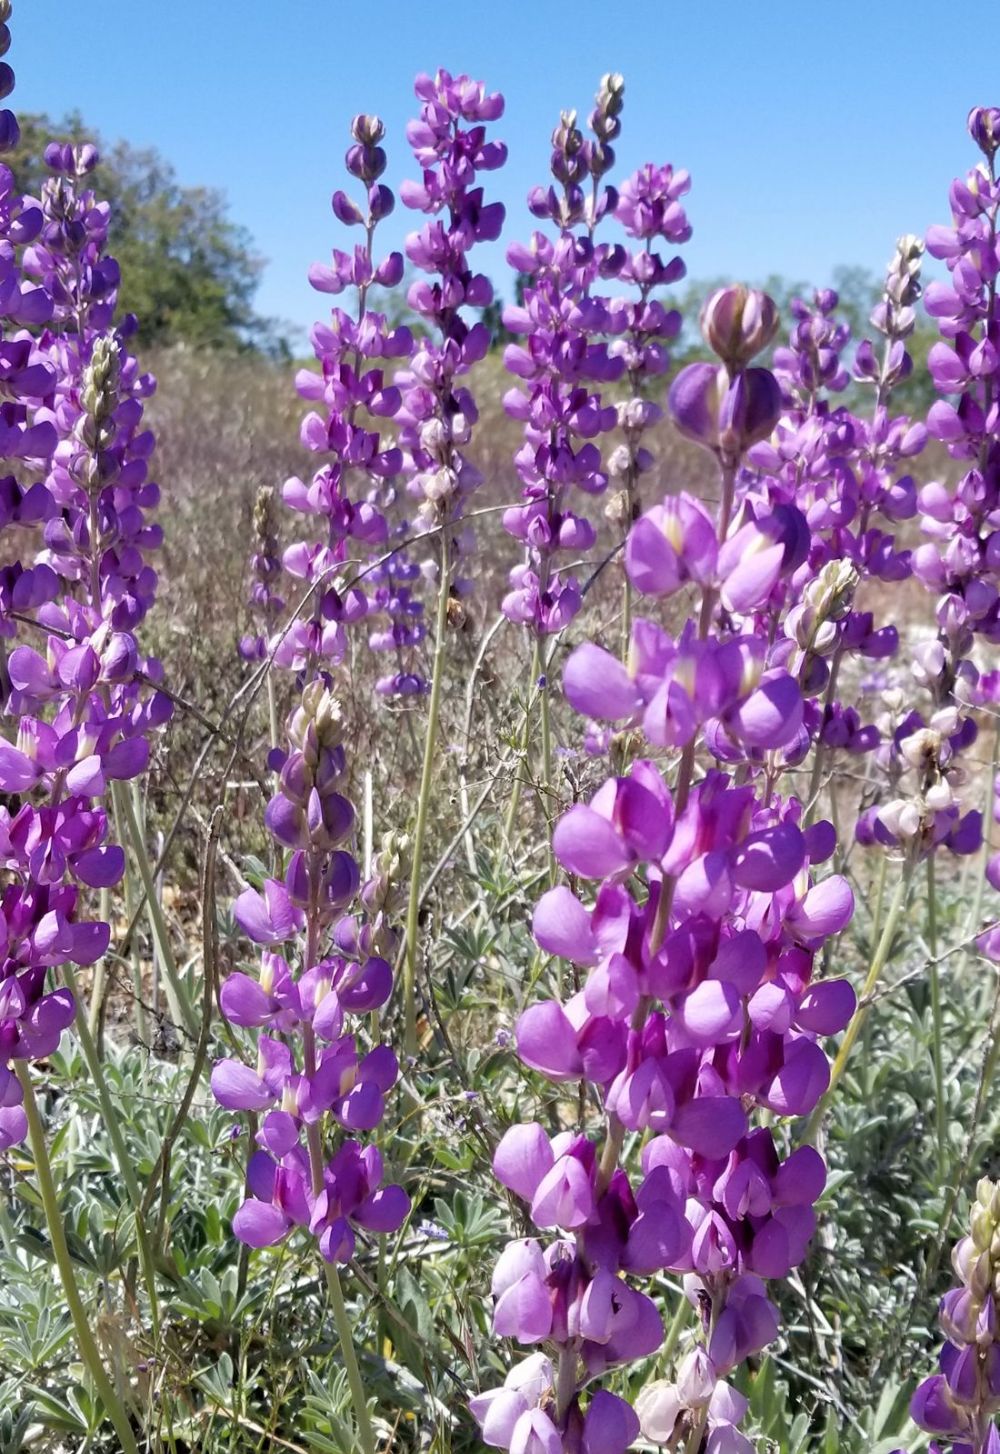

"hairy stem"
[403, 531, 450, 1058]
[926, 855, 947, 1178]
[502, 637, 542, 849]
[806, 862, 913, 1141]
[15, 1062, 139, 1454]
[538, 645, 556, 887]
[115, 780, 199, 1041]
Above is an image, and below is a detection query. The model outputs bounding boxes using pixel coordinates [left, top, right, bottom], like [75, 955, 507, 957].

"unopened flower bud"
[969, 107, 1000, 159]
[351, 113, 385, 146]
[635, 1381, 683, 1444]
[604, 488, 631, 528]
[676, 1347, 717, 1408]
[717, 367, 782, 461]
[668, 361, 724, 453]
[701, 285, 780, 371]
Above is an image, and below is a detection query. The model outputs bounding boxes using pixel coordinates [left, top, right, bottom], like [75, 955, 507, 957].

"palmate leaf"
[22, 1382, 93, 1436]
[0, 1390, 35, 1454]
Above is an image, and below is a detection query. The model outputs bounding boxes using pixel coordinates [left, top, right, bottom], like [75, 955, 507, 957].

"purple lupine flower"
[604, 159, 690, 536]
[673, 256, 926, 802]
[277, 114, 411, 676]
[366, 512, 428, 698]
[396, 69, 506, 602]
[0, 29, 170, 1135]
[858, 116, 1000, 882]
[239, 485, 285, 663]
[500, 76, 625, 637]
[214, 681, 410, 1259]
[913, 110, 1000, 625]
[475, 286, 858, 1450]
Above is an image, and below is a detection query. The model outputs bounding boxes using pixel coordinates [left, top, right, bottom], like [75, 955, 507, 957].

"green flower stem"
[861, 854, 888, 1099]
[63, 964, 161, 1340]
[303, 1047, 376, 1450]
[502, 637, 542, 849]
[538, 643, 556, 887]
[974, 715, 1000, 1018]
[806, 862, 914, 1142]
[659, 1286, 691, 1370]
[114, 780, 199, 1042]
[403, 531, 450, 1058]
[14, 1061, 139, 1454]
[926, 855, 947, 1178]
[303, 874, 376, 1454]
[111, 788, 150, 1048]
[266, 669, 280, 758]
[84, 886, 112, 1045]
[324, 1260, 376, 1454]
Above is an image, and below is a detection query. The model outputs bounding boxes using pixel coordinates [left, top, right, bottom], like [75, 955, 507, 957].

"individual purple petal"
[760, 1038, 830, 1116]
[732, 823, 805, 891]
[66, 754, 105, 797]
[677, 980, 741, 1045]
[72, 844, 125, 889]
[257, 1110, 300, 1157]
[103, 736, 150, 780]
[0, 1105, 27, 1150]
[494, 1123, 554, 1202]
[0, 741, 38, 791]
[787, 876, 854, 941]
[728, 672, 803, 748]
[671, 1095, 747, 1157]
[563, 643, 641, 721]
[533, 886, 598, 965]
[210, 1059, 274, 1111]
[772, 1145, 826, 1206]
[494, 1267, 553, 1343]
[68, 921, 111, 966]
[234, 880, 303, 945]
[625, 512, 684, 597]
[553, 805, 630, 879]
[472, 1388, 531, 1448]
[794, 979, 856, 1034]
[530, 1155, 594, 1229]
[911, 1374, 966, 1436]
[355, 1183, 410, 1232]
[219, 972, 274, 1027]
[510, 1409, 563, 1454]
[232, 1198, 290, 1248]
[516, 1002, 583, 1080]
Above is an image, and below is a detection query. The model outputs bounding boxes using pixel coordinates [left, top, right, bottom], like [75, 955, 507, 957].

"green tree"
[10, 111, 280, 353]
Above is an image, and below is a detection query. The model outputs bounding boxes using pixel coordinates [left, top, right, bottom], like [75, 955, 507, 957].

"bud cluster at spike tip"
[274, 111, 412, 678]
[500, 77, 630, 637]
[395, 70, 507, 598]
[501, 78, 694, 638]
[857, 107, 1000, 914]
[603, 157, 691, 535]
[0, 2, 171, 1147]
[212, 681, 411, 1259]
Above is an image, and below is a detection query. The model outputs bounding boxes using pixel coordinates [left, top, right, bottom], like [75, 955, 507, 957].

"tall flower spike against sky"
[12, 0, 1000, 338]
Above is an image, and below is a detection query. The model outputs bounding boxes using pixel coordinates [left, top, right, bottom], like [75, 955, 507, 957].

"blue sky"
[12, 1, 997, 343]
